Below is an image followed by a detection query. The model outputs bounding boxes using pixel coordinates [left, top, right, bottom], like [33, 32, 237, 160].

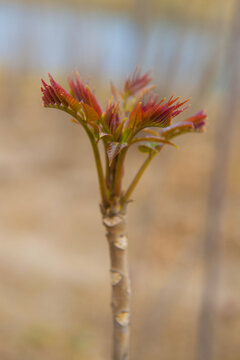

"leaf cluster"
[41, 69, 206, 210]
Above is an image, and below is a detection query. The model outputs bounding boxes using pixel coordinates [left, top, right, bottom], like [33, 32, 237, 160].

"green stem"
[91, 138, 110, 208]
[113, 148, 128, 198]
[103, 140, 111, 187]
[121, 151, 156, 205]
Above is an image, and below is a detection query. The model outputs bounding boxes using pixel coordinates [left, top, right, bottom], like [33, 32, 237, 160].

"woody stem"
[103, 212, 131, 360]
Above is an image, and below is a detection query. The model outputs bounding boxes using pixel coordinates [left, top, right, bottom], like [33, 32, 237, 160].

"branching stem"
[121, 151, 156, 204]
[91, 137, 110, 207]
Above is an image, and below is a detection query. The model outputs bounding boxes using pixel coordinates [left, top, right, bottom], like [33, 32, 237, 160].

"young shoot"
[41, 69, 206, 360]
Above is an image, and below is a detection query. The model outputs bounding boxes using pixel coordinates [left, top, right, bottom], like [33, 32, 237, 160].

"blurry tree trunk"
[131, 0, 152, 67]
[196, 3, 240, 360]
[103, 212, 131, 360]
[161, 26, 186, 96]
[195, 46, 220, 104]
[195, 0, 225, 104]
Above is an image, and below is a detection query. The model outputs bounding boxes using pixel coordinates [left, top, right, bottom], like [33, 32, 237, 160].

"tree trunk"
[196, 2, 240, 359]
[103, 213, 131, 360]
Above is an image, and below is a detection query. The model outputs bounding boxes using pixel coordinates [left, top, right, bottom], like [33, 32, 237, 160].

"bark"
[103, 212, 131, 360]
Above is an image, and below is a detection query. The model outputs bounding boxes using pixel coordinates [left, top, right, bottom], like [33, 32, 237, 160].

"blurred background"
[0, 0, 240, 359]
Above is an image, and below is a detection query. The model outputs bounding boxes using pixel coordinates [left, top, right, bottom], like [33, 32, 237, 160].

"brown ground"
[0, 76, 239, 360]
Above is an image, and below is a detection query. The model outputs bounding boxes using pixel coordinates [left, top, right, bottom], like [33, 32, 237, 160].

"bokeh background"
[0, 0, 240, 359]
